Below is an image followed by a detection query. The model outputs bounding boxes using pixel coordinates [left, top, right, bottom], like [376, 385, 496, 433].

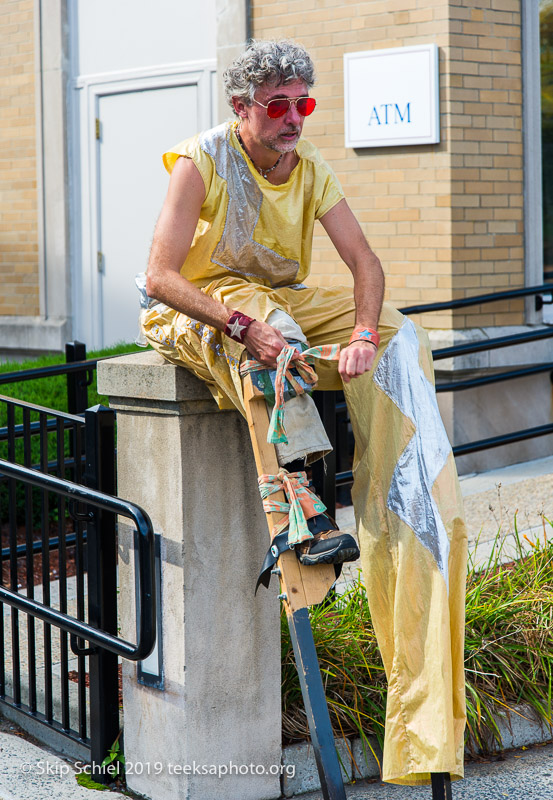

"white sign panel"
[344, 44, 439, 148]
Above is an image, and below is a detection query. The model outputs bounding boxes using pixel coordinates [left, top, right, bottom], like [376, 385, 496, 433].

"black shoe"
[255, 513, 358, 593]
[296, 529, 360, 566]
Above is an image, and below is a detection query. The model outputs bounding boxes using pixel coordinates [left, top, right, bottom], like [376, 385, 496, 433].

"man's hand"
[339, 340, 377, 384]
[242, 320, 299, 368]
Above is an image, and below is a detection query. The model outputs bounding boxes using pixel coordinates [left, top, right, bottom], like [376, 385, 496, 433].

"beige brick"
[248, 0, 524, 327]
[0, 0, 39, 318]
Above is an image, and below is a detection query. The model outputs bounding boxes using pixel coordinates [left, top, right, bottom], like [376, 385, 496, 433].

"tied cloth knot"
[258, 469, 327, 547]
[241, 342, 340, 444]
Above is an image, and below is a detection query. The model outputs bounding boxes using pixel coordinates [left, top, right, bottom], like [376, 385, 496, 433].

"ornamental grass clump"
[281, 518, 553, 759]
[464, 521, 553, 754]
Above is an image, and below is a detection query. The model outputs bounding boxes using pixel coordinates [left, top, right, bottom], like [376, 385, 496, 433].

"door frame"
[71, 60, 217, 347]
[521, 0, 543, 323]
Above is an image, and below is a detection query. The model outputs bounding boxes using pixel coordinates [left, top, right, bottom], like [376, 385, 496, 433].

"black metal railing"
[399, 282, 553, 315]
[0, 459, 155, 660]
[0, 341, 99, 418]
[409, 284, 553, 458]
[0, 394, 155, 778]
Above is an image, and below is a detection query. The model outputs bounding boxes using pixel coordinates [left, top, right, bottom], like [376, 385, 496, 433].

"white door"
[96, 85, 200, 347]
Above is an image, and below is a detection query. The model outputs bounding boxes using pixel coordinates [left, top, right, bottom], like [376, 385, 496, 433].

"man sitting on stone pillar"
[138, 38, 467, 787]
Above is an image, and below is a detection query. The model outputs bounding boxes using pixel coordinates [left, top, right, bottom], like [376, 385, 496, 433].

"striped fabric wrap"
[241, 342, 340, 444]
[258, 469, 327, 546]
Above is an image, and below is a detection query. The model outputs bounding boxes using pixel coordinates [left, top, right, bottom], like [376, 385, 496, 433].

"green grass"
[0, 342, 147, 415]
[281, 577, 386, 762]
[281, 520, 553, 759]
[464, 521, 553, 753]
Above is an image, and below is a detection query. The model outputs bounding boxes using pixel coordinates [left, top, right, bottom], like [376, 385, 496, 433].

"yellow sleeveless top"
[163, 121, 344, 289]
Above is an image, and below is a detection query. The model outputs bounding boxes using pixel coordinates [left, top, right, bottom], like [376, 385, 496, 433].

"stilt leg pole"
[243, 374, 346, 800]
[431, 772, 452, 800]
[288, 606, 346, 800]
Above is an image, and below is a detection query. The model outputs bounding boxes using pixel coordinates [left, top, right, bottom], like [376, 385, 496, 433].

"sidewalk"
[288, 741, 553, 800]
[0, 721, 551, 800]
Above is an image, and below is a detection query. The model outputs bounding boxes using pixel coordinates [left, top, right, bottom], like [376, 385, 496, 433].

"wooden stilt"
[242, 374, 336, 609]
[243, 374, 346, 800]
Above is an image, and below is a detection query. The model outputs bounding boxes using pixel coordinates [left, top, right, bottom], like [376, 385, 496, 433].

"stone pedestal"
[98, 351, 281, 800]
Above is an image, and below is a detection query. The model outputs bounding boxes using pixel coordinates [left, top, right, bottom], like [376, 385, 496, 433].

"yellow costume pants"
[142, 277, 467, 785]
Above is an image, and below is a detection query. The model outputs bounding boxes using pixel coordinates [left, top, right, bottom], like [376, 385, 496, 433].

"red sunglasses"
[253, 96, 317, 119]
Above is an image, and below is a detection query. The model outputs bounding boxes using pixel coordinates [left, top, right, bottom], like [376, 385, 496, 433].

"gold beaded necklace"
[236, 128, 283, 180]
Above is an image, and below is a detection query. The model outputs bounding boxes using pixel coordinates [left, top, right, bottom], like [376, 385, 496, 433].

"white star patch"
[228, 318, 247, 340]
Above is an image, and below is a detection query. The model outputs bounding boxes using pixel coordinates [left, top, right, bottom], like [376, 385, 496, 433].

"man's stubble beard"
[261, 128, 302, 154]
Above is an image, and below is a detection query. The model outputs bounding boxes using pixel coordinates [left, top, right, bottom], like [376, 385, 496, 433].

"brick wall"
[448, 0, 523, 328]
[0, 0, 39, 318]
[252, 0, 524, 329]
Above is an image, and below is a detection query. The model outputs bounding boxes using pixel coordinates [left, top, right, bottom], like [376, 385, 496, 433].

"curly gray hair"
[223, 39, 315, 112]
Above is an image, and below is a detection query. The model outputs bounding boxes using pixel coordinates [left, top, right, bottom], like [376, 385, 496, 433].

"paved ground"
[289, 742, 553, 800]
[0, 715, 122, 800]
[0, 718, 551, 800]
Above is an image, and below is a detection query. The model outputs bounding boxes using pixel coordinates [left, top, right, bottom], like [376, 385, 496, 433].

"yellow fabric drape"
[142, 277, 467, 785]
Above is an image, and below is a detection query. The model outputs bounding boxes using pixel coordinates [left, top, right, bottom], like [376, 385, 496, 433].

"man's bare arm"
[320, 198, 385, 383]
[145, 156, 289, 366]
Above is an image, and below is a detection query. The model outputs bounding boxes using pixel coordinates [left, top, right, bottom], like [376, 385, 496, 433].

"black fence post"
[84, 405, 119, 782]
[65, 341, 88, 415]
[312, 391, 337, 520]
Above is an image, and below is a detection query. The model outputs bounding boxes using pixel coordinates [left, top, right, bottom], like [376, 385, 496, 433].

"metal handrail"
[451, 424, 553, 457]
[436, 362, 553, 393]
[432, 327, 553, 361]
[0, 459, 155, 661]
[0, 359, 98, 386]
[399, 282, 553, 315]
[0, 393, 85, 423]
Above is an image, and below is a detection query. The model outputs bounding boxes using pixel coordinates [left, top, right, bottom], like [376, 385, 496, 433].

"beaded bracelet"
[224, 310, 255, 343]
[348, 325, 380, 349]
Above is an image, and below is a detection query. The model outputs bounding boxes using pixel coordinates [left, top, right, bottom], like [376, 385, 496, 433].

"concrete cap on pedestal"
[97, 350, 219, 415]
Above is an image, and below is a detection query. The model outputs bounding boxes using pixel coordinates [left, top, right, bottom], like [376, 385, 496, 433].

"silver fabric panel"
[373, 318, 452, 589]
[199, 125, 300, 287]
[135, 271, 159, 309]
